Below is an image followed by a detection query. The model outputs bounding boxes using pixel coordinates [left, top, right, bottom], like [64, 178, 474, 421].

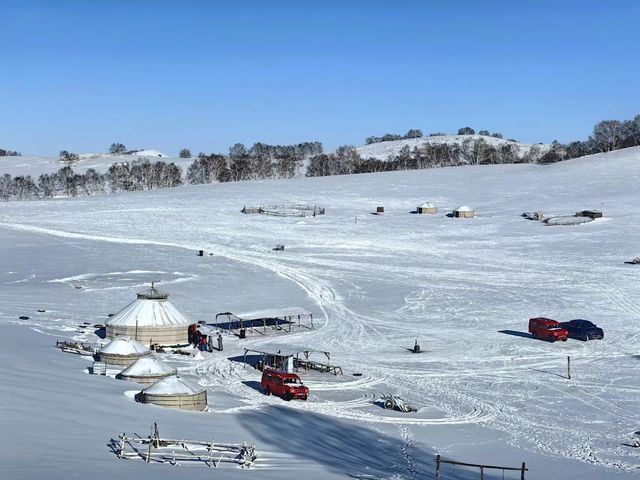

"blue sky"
[1, 0, 638, 156]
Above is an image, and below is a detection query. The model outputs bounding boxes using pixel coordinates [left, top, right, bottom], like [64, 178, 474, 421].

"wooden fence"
[435, 454, 527, 479]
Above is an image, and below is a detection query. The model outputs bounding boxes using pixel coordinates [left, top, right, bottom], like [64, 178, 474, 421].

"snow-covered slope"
[0, 150, 188, 177]
[122, 148, 168, 157]
[1, 146, 640, 479]
[356, 134, 550, 160]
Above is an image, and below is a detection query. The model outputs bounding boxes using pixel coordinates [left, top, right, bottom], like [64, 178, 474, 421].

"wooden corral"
[242, 204, 325, 217]
[112, 423, 257, 468]
[214, 311, 314, 336]
[242, 347, 343, 376]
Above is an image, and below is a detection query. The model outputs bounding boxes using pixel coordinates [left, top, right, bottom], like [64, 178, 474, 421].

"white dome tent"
[116, 356, 177, 385]
[105, 283, 194, 346]
[98, 337, 151, 367]
[417, 202, 437, 214]
[137, 376, 208, 411]
[453, 205, 475, 218]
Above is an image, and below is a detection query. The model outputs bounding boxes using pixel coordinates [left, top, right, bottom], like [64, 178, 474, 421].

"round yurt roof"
[454, 205, 474, 212]
[419, 202, 435, 208]
[100, 337, 150, 355]
[142, 376, 205, 396]
[106, 284, 192, 328]
[137, 283, 168, 300]
[119, 357, 176, 377]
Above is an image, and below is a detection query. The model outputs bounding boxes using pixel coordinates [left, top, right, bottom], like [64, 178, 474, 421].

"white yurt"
[417, 202, 437, 214]
[105, 283, 194, 346]
[137, 376, 207, 411]
[116, 356, 177, 385]
[453, 205, 475, 218]
[98, 337, 151, 367]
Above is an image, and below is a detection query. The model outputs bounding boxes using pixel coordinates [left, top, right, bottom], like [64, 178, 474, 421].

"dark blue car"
[559, 319, 604, 341]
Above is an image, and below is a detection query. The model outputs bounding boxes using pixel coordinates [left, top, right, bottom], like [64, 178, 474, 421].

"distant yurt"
[453, 205, 475, 218]
[98, 337, 151, 367]
[105, 283, 194, 346]
[417, 202, 437, 214]
[137, 376, 207, 411]
[116, 356, 177, 385]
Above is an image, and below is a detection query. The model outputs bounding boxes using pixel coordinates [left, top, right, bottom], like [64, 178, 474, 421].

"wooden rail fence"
[435, 454, 527, 480]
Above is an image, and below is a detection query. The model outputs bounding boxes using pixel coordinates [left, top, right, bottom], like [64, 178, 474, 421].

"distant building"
[575, 210, 602, 219]
[417, 202, 437, 214]
[453, 205, 475, 218]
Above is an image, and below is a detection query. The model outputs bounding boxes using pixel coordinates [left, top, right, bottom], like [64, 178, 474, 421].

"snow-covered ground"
[1, 146, 640, 479]
[356, 134, 550, 161]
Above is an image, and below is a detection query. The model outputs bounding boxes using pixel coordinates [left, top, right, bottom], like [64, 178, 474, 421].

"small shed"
[106, 283, 195, 346]
[417, 202, 437, 214]
[117, 356, 177, 385]
[98, 337, 151, 367]
[137, 376, 207, 411]
[453, 205, 475, 218]
[576, 210, 603, 219]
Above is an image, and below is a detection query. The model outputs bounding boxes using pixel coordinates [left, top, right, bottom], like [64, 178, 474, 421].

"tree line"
[0, 148, 21, 157]
[186, 141, 322, 184]
[365, 129, 423, 145]
[306, 139, 543, 177]
[1, 114, 639, 200]
[540, 115, 640, 163]
[0, 159, 182, 201]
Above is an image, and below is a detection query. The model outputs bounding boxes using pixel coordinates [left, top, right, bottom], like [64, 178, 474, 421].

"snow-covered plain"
[1, 147, 640, 479]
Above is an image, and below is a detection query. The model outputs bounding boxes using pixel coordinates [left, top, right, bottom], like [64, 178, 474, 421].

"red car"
[529, 317, 569, 342]
[261, 370, 309, 401]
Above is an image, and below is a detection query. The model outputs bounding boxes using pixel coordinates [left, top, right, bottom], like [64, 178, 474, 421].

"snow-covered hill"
[356, 134, 550, 161]
[0, 150, 190, 177]
[0, 146, 639, 479]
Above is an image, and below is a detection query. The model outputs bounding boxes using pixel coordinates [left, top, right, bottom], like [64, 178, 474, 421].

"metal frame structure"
[242, 347, 343, 376]
[214, 311, 314, 336]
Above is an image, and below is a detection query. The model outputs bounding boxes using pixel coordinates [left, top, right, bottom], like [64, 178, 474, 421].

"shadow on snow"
[238, 405, 477, 479]
[497, 330, 533, 339]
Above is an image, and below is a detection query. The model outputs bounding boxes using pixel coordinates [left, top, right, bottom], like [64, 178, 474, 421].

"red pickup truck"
[529, 318, 569, 342]
[261, 370, 309, 401]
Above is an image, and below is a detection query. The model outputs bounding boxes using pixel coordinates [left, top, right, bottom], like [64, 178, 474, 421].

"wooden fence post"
[435, 454, 441, 479]
[567, 356, 571, 380]
[521, 462, 526, 480]
[118, 433, 125, 458]
[146, 436, 152, 463]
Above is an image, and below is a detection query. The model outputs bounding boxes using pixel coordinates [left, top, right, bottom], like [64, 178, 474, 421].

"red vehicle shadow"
[498, 329, 533, 339]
